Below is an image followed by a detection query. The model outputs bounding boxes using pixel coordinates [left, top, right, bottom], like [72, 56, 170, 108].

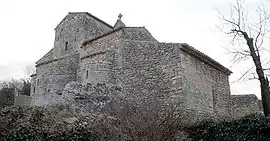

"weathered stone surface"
[61, 82, 121, 113]
[33, 82, 121, 114]
[231, 94, 262, 119]
[33, 54, 79, 98]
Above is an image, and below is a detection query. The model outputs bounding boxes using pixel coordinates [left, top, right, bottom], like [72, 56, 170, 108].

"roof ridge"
[55, 12, 113, 30]
[36, 53, 79, 67]
[36, 48, 54, 64]
[84, 12, 113, 28]
[123, 26, 144, 28]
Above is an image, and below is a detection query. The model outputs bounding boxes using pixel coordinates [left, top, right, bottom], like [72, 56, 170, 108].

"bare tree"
[24, 64, 36, 82]
[218, 0, 270, 116]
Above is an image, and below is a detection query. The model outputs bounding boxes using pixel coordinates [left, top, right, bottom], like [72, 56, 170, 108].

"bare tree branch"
[232, 65, 255, 83]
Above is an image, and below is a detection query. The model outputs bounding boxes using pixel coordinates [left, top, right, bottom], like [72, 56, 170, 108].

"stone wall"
[79, 30, 122, 85]
[32, 54, 79, 105]
[119, 41, 231, 122]
[180, 48, 231, 119]
[120, 41, 180, 98]
[14, 95, 33, 106]
[180, 50, 214, 119]
[231, 94, 262, 119]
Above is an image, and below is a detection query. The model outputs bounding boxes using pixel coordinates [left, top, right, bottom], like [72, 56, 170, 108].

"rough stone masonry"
[14, 12, 261, 121]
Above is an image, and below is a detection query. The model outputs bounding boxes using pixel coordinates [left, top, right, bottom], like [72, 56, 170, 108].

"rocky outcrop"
[33, 82, 121, 114]
[61, 82, 121, 113]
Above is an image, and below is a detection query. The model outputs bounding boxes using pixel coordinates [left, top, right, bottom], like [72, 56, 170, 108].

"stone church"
[29, 12, 233, 120]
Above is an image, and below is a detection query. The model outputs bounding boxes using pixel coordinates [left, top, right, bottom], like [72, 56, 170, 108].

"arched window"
[86, 70, 89, 79]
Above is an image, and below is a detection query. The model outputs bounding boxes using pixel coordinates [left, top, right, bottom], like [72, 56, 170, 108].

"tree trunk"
[261, 78, 270, 117]
[243, 32, 270, 117]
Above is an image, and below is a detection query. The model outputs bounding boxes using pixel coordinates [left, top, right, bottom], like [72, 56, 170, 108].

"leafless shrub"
[102, 97, 184, 141]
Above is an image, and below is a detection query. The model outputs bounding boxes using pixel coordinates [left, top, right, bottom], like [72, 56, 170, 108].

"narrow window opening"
[86, 70, 89, 79]
[212, 88, 217, 112]
[218, 72, 222, 82]
[33, 87, 36, 93]
[74, 38, 76, 42]
[195, 60, 199, 71]
[65, 42, 68, 51]
[37, 79, 39, 85]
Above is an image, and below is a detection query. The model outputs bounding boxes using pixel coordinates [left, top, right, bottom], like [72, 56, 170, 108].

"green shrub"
[185, 113, 270, 141]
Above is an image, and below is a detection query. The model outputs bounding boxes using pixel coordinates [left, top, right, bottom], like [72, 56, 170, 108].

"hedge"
[185, 113, 270, 141]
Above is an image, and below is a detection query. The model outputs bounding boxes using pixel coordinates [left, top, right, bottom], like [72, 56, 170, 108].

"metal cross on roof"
[118, 13, 123, 19]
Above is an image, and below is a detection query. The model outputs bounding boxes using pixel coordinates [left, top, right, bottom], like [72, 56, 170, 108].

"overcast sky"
[0, 0, 268, 98]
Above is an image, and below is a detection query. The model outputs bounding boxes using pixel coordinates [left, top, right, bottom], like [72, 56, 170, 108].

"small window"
[33, 87, 36, 93]
[86, 70, 89, 79]
[65, 42, 68, 51]
[218, 72, 222, 82]
[37, 79, 39, 85]
[195, 59, 199, 71]
[74, 38, 76, 42]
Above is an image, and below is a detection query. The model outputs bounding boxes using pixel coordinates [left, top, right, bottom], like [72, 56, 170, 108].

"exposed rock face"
[33, 82, 121, 114]
[62, 82, 121, 113]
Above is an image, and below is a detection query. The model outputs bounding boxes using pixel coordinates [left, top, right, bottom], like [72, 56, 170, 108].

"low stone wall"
[231, 94, 262, 119]
[14, 95, 33, 106]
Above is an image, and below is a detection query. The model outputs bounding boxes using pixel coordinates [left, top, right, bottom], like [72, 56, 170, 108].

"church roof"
[55, 12, 113, 30]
